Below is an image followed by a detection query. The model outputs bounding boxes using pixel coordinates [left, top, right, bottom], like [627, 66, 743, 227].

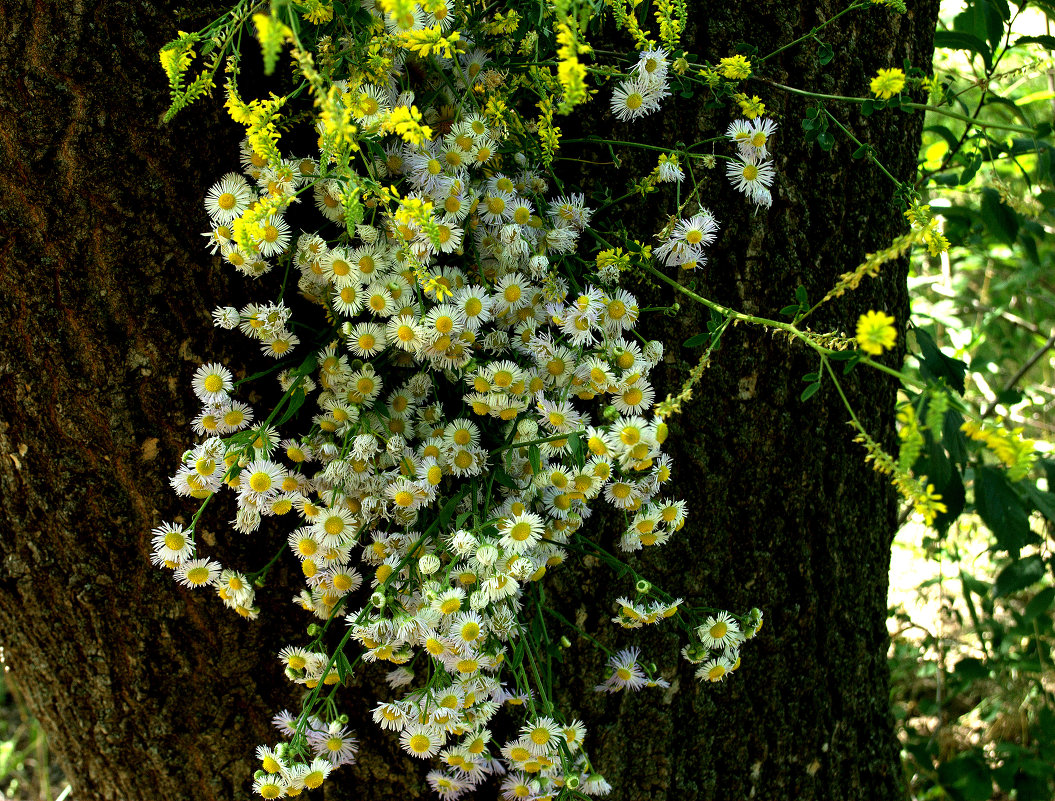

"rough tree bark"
[0, 1, 937, 800]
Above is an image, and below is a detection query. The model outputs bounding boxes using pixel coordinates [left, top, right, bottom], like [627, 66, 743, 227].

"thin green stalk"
[543, 606, 613, 657]
[762, 79, 1040, 134]
[757, 1, 870, 63]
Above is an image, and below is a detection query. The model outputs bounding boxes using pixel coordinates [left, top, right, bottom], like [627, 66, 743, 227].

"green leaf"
[913, 328, 967, 394]
[800, 382, 821, 402]
[779, 304, 800, 318]
[438, 486, 470, 530]
[1019, 232, 1039, 265]
[491, 469, 518, 490]
[528, 445, 542, 477]
[335, 650, 353, 682]
[569, 431, 585, 469]
[993, 555, 1045, 597]
[683, 331, 710, 347]
[1023, 481, 1055, 523]
[959, 151, 983, 184]
[933, 467, 966, 530]
[934, 30, 993, 70]
[943, 409, 969, 467]
[925, 124, 961, 151]
[975, 466, 1031, 557]
[816, 131, 835, 150]
[937, 752, 992, 801]
[276, 387, 306, 425]
[920, 434, 952, 491]
[954, 657, 989, 681]
[1023, 586, 1055, 624]
[827, 349, 857, 361]
[980, 187, 1019, 246]
[1015, 34, 1055, 48]
[817, 41, 834, 64]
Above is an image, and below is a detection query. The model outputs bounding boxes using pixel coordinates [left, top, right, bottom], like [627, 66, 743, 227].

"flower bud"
[418, 554, 441, 575]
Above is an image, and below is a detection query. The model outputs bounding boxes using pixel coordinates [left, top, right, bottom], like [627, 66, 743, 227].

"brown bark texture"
[0, 1, 937, 800]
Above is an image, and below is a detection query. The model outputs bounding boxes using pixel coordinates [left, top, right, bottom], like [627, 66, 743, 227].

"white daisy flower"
[204, 173, 255, 224]
[191, 362, 234, 404]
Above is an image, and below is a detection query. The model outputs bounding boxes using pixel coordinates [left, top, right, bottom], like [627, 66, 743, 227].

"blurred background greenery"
[0, 655, 69, 801]
[888, 1, 1055, 799]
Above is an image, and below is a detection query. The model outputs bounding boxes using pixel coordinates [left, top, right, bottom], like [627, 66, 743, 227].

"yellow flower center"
[249, 472, 272, 492]
[409, 735, 431, 754]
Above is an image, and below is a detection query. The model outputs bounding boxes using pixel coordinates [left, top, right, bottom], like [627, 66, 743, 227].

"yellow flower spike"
[719, 55, 752, 80]
[856, 310, 897, 356]
[870, 68, 906, 99]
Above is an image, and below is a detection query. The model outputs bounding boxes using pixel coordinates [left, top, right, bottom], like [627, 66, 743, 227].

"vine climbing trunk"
[0, 2, 937, 801]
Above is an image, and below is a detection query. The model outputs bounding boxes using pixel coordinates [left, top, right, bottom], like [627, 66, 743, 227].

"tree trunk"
[0, 1, 937, 800]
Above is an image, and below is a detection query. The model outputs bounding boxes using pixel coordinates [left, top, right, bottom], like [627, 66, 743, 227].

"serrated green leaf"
[1023, 482, 1055, 523]
[933, 30, 993, 70]
[975, 466, 1031, 557]
[914, 328, 967, 394]
[1015, 34, 1055, 48]
[994, 555, 1045, 597]
[980, 187, 1019, 246]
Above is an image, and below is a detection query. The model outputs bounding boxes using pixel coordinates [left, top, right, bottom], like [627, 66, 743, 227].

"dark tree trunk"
[0, 1, 937, 800]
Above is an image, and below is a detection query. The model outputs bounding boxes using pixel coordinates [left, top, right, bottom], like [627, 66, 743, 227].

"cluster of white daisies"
[153, 8, 762, 799]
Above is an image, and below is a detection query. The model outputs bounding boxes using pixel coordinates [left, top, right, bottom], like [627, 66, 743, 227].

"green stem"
[490, 430, 585, 456]
[560, 138, 710, 156]
[822, 109, 903, 188]
[757, 1, 870, 63]
[543, 606, 613, 657]
[762, 80, 1039, 134]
